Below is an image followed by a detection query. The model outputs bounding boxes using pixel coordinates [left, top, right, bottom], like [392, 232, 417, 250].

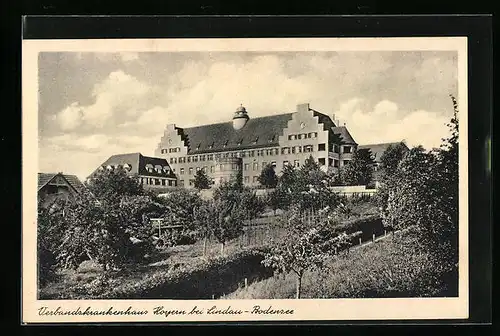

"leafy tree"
[379, 142, 409, 179]
[86, 167, 144, 203]
[266, 188, 286, 215]
[279, 164, 299, 193]
[157, 189, 204, 231]
[298, 155, 327, 190]
[195, 197, 245, 255]
[258, 163, 278, 189]
[37, 197, 68, 287]
[55, 192, 133, 270]
[193, 169, 211, 190]
[296, 155, 339, 211]
[262, 206, 351, 298]
[340, 149, 374, 186]
[380, 95, 460, 294]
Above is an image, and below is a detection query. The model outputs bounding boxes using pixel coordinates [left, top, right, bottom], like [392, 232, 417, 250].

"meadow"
[222, 227, 458, 299]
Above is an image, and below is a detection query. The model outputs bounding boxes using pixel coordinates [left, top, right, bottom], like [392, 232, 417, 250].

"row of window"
[288, 132, 318, 141]
[141, 177, 177, 187]
[167, 144, 353, 164]
[176, 157, 352, 176]
[160, 147, 181, 154]
[144, 164, 172, 174]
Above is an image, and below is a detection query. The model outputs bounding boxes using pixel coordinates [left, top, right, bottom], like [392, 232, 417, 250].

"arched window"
[123, 163, 131, 171]
[106, 165, 113, 170]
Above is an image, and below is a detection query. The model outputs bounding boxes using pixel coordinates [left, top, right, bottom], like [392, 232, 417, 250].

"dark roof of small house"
[331, 126, 357, 145]
[358, 142, 409, 163]
[92, 152, 177, 179]
[178, 113, 294, 154]
[38, 173, 87, 194]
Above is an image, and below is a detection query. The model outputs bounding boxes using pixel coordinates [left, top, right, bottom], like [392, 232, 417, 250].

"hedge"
[333, 215, 387, 243]
[100, 246, 273, 299]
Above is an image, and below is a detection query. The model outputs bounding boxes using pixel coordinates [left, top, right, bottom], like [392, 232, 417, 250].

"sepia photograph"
[22, 36, 469, 323]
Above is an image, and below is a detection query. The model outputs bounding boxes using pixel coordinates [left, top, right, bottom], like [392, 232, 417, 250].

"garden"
[37, 96, 459, 300]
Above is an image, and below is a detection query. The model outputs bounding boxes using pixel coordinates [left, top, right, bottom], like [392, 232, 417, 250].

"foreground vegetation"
[223, 228, 458, 299]
[38, 95, 460, 300]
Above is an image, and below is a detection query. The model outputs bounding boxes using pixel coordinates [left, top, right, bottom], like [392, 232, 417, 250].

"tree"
[86, 167, 144, 203]
[340, 149, 374, 186]
[379, 94, 460, 294]
[157, 189, 204, 231]
[379, 142, 409, 179]
[197, 197, 245, 255]
[296, 155, 339, 211]
[258, 163, 278, 189]
[193, 169, 211, 190]
[55, 192, 134, 270]
[37, 197, 68, 287]
[262, 206, 351, 298]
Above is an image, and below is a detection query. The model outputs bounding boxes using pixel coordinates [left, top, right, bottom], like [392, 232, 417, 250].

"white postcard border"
[22, 37, 469, 323]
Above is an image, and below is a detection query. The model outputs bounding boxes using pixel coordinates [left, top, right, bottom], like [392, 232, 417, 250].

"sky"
[38, 50, 458, 181]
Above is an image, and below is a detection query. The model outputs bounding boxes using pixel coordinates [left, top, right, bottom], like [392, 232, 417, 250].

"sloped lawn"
[223, 228, 458, 299]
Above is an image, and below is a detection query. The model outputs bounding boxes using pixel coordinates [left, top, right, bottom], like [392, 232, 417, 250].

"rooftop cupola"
[232, 104, 249, 130]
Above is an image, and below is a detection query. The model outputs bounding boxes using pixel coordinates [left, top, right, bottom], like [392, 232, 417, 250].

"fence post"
[372, 233, 375, 243]
[245, 278, 248, 288]
[359, 237, 362, 245]
[384, 229, 387, 236]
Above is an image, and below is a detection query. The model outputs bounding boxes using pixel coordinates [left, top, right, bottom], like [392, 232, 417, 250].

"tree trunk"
[220, 242, 225, 255]
[295, 274, 303, 299]
[202, 236, 207, 256]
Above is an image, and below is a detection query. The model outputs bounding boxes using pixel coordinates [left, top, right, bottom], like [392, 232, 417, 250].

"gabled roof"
[331, 126, 357, 145]
[91, 152, 177, 179]
[38, 173, 87, 194]
[178, 113, 294, 154]
[358, 142, 409, 163]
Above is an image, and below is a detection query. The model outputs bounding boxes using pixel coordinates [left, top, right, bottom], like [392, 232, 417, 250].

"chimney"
[297, 103, 310, 113]
[332, 113, 341, 126]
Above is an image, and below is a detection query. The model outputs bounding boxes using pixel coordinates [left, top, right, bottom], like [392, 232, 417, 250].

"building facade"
[38, 172, 88, 209]
[155, 103, 360, 188]
[89, 152, 178, 192]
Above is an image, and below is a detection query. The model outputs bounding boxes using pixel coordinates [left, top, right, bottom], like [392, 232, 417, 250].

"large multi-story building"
[155, 103, 360, 188]
[89, 152, 178, 193]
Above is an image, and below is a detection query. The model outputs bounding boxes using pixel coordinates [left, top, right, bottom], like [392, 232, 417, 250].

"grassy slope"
[223, 228, 458, 299]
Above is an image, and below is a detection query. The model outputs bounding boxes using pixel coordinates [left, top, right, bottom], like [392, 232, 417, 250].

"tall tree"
[340, 149, 374, 186]
[193, 169, 211, 190]
[379, 142, 409, 179]
[258, 163, 278, 189]
[86, 167, 144, 204]
[262, 206, 351, 298]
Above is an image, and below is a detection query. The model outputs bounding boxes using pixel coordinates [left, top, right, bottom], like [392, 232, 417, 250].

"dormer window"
[208, 142, 214, 149]
[223, 140, 228, 148]
[163, 166, 170, 174]
[237, 138, 243, 146]
[253, 136, 259, 144]
[106, 165, 113, 170]
[123, 163, 132, 171]
[269, 135, 275, 142]
[145, 164, 154, 173]
[99, 166, 104, 171]
[196, 143, 201, 150]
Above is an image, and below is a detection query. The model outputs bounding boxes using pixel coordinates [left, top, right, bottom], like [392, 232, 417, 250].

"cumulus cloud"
[334, 99, 450, 150]
[51, 70, 160, 130]
[41, 51, 457, 178]
[40, 133, 159, 180]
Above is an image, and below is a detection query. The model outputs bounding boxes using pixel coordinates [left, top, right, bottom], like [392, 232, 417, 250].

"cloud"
[40, 133, 159, 181]
[51, 70, 160, 130]
[41, 51, 457, 178]
[334, 99, 450, 150]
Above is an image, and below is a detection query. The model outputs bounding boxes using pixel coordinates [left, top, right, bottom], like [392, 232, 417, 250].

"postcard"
[22, 36, 468, 323]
